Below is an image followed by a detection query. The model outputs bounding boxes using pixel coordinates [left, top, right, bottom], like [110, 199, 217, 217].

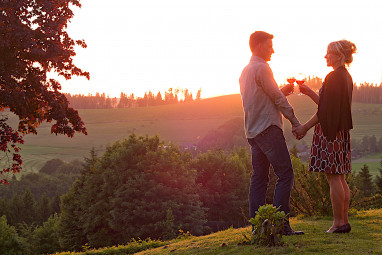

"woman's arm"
[299, 84, 320, 105]
[293, 113, 319, 139]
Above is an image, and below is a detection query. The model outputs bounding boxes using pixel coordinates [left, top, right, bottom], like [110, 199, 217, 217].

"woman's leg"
[340, 176, 350, 224]
[325, 173, 345, 232]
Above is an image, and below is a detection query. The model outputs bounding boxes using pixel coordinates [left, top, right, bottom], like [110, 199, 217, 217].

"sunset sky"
[61, 0, 382, 99]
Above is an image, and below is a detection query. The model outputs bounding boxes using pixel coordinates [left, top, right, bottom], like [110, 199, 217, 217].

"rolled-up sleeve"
[257, 65, 300, 127]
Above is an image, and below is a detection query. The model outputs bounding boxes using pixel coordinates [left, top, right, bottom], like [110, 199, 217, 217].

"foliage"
[0, 159, 82, 200]
[65, 87, 202, 109]
[58, 135, 207, 249]
[242, 204, 286, 247]
[375, 159, 382, 194]
[0, 216, 23, 254]
[54, 238, 166, 255]
[0, 0, 88, 182]
[192, 148, 251, 232]
[30, 213, 62, 254]
[354, 164, 376, 197]
[290, 155, 360, 216]
[197, 117, 247, 151]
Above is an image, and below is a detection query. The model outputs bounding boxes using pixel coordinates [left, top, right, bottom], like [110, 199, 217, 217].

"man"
[239, 31, 304, 235]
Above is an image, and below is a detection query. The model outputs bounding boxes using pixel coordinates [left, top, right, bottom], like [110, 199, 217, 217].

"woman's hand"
[298, 84, 313, 96]
[292, 124, 307, 140]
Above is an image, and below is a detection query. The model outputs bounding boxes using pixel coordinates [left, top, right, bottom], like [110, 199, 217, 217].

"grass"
[136, 209, 382, 255]
[51, 209, 382, 255]
[2, 94, 382, 174]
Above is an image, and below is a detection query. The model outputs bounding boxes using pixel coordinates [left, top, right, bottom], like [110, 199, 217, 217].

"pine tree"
[192, 148, 251, 230]
[21, 189, 37, 225]
[58, 135, 207, 249]
[36, 193, 51, 225]
[375, 159, 382, 194]
[356, 164, 375, 197]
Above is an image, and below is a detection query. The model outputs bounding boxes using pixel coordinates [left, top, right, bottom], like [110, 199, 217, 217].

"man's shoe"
[283, 225, 304, 235]
[283, 229, 305, 235]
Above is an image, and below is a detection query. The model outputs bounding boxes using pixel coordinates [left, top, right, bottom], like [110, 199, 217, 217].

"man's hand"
[280, 83, 294, 96]
[292, 124, 307, 140]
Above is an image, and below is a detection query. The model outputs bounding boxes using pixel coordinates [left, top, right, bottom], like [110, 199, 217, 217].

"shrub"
[290, 155, 360, 216]
[241, 204, 286, 247]
[0, 216, 23, 254]
[58, 134, 207, 249]
[192, 148, 251, 232]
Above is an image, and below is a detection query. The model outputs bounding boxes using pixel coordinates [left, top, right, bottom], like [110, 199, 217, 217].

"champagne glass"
[286, 77, 296, 94]
[296, 74, 306, 95]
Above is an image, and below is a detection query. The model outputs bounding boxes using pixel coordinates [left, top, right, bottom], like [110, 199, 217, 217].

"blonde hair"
[328, 40, 357, 66]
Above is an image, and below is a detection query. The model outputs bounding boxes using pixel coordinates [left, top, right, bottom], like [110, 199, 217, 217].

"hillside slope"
[53, 208, 382, 255]
[3, 94, 382, 173]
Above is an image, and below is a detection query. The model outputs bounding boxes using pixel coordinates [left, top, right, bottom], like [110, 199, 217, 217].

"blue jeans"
[247, 125, 294, 219]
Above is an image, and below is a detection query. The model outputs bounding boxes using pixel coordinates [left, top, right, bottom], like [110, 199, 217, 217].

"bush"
[290, 155, 360, 216]
[58, 134, 207, 249]
[0, 216, 23, 254]
[242, 204, 286, 247]
[192, 148, 251, 232]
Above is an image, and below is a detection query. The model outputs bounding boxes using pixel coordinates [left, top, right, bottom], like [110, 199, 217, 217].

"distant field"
[3, 94, 382, 175]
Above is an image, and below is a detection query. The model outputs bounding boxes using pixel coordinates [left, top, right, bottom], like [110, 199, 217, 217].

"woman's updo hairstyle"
[328, 40, 357, 66]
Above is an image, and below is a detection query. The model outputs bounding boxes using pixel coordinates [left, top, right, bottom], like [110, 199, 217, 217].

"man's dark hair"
[249, 31, 274, 53]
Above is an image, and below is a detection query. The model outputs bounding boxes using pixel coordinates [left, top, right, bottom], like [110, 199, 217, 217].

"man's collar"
[250, 55, 267, 63]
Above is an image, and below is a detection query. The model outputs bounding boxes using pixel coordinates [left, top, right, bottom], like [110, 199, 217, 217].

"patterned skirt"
[308, 123, 351, 174]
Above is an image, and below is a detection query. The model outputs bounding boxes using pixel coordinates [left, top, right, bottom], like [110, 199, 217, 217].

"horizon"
[57, 0, 382, 99]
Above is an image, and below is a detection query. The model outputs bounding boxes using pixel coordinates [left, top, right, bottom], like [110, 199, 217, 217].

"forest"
[63, 78, 382, 110]
[0, 134, 381, 254]
[64, 88, 202, 109]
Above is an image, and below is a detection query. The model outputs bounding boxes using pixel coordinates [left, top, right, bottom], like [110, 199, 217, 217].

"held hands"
[292, 124, 307, 140]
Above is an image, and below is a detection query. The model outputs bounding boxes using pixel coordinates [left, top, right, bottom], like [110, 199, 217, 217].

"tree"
[59, 135, 207, 249]
[360, 136, 370, 152]
[192, 148, 251, 231]
[369, 135, 378, 153]
[197, 117, 246, 151]
[32, 214, 61, 254]
[375, 159, 382, 194]
[289, 145, 299, 158]
[378, 137, 382, 152]
[0, 0, 88, 182]
[196, 88, 202, 100]
[355, 164, 375, 197]
[0, 216, 23, 254]
[39, 159, 65, 175]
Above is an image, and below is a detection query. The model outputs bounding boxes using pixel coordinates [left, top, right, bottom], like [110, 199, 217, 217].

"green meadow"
[3, 94, 382, 176]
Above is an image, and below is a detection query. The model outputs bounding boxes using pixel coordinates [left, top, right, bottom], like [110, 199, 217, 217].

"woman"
[294, 40, 357, 233]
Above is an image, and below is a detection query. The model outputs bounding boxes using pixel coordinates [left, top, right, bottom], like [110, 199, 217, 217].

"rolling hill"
[3, 94, 382, 175]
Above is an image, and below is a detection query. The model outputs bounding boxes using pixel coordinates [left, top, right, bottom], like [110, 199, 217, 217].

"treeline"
[302, 76, 382, 104]
[0, 159, 82, 254]
[352, 135, 382, 156]
[353, 83, 382, 104]
[65, 88, 202, 109]
[0, 159, 81, 226]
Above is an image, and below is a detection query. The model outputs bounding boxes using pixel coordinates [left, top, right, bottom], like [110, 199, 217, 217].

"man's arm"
[257, 65, 300, 127]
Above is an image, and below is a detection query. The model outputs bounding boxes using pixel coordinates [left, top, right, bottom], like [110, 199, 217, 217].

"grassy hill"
[53, 208, 382, 254]
[3, 94, 382, 175]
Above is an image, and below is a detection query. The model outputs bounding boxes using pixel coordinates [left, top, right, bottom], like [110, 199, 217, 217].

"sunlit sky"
[61, 0, 382, 99]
